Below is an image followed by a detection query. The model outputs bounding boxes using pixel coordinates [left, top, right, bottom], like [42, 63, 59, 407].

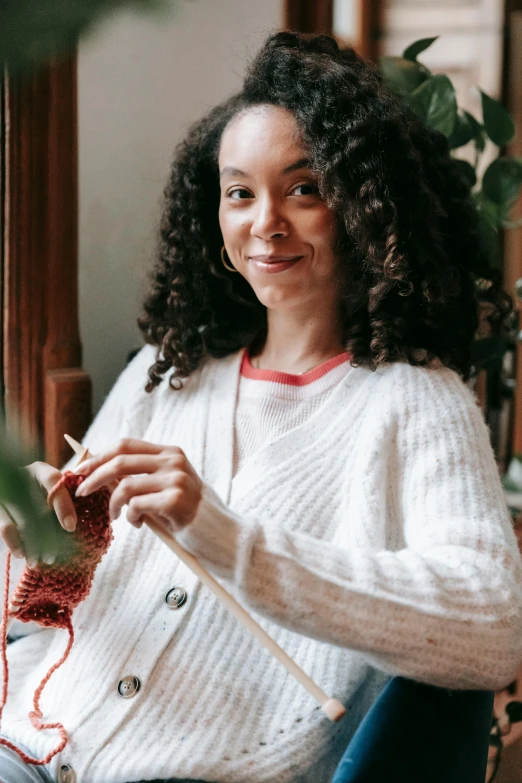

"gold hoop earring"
[221, 246, 238, 273]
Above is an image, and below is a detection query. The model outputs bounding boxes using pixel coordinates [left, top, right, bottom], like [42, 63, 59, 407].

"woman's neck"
[249, 332, 347, 375]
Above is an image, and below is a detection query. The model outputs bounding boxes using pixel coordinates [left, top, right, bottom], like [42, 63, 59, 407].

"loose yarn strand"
[0, 550, 12, 713]
[0, 612, 72, 765]
[0, 471, 113, 765]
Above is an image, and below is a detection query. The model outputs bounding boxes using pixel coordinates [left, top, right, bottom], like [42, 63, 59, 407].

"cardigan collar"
[201, 348, 243, 505]
[200, 347, 380, 508]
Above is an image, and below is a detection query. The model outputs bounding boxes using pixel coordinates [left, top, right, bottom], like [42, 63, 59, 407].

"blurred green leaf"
[380, 56, 428, 97]
[408, 75, 458, 137]
[480, 89, 515, 147]
[482, 156, 522, 206]
[447, 111, 476, 149]
[467, 110, 487, 154]
[0, 0, 175, 77]
[403, 37, 438, 62]
[473, 195, 503, 268]
[502, 474, 522, 492]
[447, 110, 485, 153]
[0, 423, 78, 565]
[474, 189, 512, 226]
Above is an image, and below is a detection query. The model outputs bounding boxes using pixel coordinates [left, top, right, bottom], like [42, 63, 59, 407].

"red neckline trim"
[240, 347, 351, 386]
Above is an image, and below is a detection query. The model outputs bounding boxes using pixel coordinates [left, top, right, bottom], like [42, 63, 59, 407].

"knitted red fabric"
[0, 471, 113, 766]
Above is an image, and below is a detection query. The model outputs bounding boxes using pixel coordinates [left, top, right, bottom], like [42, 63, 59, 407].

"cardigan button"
[58, 764, 76, 783]
[117, 675, 141, 698]
[165, 586, 187, 609]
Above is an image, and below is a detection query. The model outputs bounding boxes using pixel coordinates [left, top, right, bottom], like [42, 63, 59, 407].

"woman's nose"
[250, 198, 289, 239]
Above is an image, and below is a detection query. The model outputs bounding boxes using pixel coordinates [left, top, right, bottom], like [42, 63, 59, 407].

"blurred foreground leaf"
[0, 0, 176, 77]
[0, 424, 78, 565]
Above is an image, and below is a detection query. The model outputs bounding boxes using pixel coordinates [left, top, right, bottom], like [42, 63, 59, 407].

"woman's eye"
[228, 188, 252, 200]
[291, 183, 319, 196]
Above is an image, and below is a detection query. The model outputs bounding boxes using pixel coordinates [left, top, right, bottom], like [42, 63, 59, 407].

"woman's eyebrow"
[219, 158, 312, 180]
[220, 166, 247, 179]
[282, 157, 311, 174]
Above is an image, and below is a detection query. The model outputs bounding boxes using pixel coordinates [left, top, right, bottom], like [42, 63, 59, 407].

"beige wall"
[78, 0, 281, 412]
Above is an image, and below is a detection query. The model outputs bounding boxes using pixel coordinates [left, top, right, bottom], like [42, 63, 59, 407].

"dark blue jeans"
[331, 676, 494, 783]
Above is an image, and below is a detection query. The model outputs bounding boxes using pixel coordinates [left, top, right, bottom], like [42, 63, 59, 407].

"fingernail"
[12, 548, 24, 560]
[75, 485, 87, 497]
[27, 558, 38, 569]
[73, 464, 88, 474]
[42, 554, 55, 565]
[63, 515, 76, 532]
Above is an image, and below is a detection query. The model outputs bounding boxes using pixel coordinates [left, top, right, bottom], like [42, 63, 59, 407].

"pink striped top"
[240, 346, 351, 385]
[233, 347, 352, 477]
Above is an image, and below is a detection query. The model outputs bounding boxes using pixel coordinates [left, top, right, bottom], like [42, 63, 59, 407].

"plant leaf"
[380, 56, 427, 97]
[465, 110, 487, 153]
[447, 110, 485, 152]
[408, 75, 458, 137]
[482, 157, 522, 206]
[448, 111, 476, 149]
[448, 111, 486, 154]
[0, 0, 174, 77]
[473, 195, 503, 268]
[480, 89, 515, 147]
[403, 37, 439, 62]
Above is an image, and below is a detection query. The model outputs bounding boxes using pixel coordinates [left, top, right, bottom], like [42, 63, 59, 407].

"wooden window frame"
[2, 55, 91, 468]
[284, 0, 334, 34]
[284, 0, 382, 61]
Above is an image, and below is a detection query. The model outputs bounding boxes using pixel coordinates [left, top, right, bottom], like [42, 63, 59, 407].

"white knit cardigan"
[4, 345, 522, 783]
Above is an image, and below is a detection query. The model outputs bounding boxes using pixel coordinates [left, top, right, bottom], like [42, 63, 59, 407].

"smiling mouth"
[250, 255, 303, 264]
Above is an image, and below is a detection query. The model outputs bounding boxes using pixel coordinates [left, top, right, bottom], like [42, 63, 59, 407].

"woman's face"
[218, 105, 341, 312]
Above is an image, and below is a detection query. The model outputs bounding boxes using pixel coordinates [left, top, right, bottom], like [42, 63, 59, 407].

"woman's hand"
[73, 439, 204, 533]
[0, 462, 77, 564]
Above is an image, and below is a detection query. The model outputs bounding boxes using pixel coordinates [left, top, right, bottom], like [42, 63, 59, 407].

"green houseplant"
[380, 37, 522, 381]
[380, 38, 522, 500]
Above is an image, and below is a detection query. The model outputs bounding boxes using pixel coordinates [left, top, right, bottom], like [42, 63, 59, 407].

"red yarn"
[0, 471, 113, 766]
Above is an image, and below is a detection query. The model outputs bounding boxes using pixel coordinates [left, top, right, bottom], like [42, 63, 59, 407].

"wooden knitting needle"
[64, 434, 346, 722]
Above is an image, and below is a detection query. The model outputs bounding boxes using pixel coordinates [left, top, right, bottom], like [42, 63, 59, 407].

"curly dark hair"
[138, 31, 513, 392]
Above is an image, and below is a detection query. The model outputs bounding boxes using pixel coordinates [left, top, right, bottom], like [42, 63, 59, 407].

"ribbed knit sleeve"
[176, 363, 522, 691]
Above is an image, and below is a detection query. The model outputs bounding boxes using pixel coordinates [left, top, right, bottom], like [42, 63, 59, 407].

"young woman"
[1, 32, 521, 783]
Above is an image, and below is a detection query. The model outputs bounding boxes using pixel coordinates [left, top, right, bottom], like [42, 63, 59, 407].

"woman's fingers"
[0, 505, 25, 559]
[108, 474, 167, 521]
[125, 491, 175, 529]
[75, 451, 184, 497]
[26, 462, 77, 532]
[74, 439, 165, 477]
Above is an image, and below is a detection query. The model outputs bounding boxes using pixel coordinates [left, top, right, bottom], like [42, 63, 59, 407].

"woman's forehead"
[219, 106, 308, 171]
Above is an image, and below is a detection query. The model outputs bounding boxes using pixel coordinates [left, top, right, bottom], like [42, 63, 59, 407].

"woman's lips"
[250, 255, 304, 273]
